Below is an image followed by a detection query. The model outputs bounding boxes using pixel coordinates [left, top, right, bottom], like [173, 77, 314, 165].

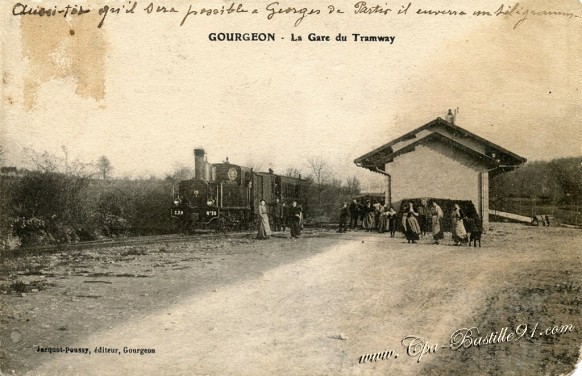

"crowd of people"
[256, 197, 482, 246]
[338, 198, 481, 246]
[256, 198, 303, 240]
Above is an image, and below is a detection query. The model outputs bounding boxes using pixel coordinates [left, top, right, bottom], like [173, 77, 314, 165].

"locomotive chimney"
[194, 148, 206, 181]
[204, 160, 212, 182]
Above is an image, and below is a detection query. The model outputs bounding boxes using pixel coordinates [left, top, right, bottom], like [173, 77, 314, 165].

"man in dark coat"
[271, 198, 283, 232]
[288, 200, 302, 239]
[348, 198, 360, 231]
[338, 202, 349, 233]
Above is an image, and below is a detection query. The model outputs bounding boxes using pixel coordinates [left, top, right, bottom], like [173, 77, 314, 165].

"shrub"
[8, 172, 92, 246]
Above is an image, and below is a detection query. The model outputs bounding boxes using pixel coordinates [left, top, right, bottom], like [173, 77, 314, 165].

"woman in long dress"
[451, 203, 468, 246]
[256, 199, 271, 239]
[363, 201, 375, 231]
[401, 203, 409, 234]
[378, 205, 388, 233]
[401, 203, 419, 235]
[404, 212, 421, 243]
[288, 200, 302, 238]
[430, 201, 444, 244]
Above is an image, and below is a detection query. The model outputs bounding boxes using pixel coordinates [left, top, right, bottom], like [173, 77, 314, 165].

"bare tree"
[306, 156, 333, 205]
[244, 158, 264, 172]
[346, 176, 362, 196]
[23, 148, 59, 173]
[331, 178, 342, 188]
[306, 156, 333, 186]
[284, 167, 302, 178]
[23, 147, 93, 177]
[97, 156, 112, 180]
[165, 164, 194, 182]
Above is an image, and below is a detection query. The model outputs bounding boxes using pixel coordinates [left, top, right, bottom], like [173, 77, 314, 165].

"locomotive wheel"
[247, 218, 259, 232]
[211, 217, 228, 233]
[186, 221, 198, 235]
[229, 221, 241, 232]
[170, 217, 184, 234]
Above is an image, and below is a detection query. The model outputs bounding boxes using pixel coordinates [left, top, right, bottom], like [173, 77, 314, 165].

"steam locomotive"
[171, 149, 306, 232]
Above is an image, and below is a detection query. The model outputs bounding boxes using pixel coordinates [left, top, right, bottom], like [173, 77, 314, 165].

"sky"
[1, 0, 581, 190]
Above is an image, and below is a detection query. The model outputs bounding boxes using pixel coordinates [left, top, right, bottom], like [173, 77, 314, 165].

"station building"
[354, 114, 527, 230]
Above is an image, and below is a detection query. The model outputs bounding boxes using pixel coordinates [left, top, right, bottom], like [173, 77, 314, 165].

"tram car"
[171, 149, 305, 232]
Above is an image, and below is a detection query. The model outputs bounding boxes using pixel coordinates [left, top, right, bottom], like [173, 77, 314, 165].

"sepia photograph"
[0, 0, 581, 374]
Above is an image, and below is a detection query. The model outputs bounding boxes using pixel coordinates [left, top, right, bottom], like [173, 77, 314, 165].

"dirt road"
[1, 224, 581, 375]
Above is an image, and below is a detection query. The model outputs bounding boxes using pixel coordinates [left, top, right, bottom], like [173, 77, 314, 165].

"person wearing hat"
[288, 200, 302, 239]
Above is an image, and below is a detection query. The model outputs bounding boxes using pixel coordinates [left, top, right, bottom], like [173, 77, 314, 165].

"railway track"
[0, 231, 253, 258]
[1, 223, 346, 258]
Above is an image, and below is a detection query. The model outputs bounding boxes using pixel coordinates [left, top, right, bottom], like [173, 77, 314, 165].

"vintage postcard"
[1, 0, 581, 374]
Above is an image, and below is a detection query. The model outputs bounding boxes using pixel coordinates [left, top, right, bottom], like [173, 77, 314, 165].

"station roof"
[354, 117, 527, 175]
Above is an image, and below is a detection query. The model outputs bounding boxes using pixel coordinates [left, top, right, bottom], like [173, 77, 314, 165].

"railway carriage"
[171, 149, 305, 232]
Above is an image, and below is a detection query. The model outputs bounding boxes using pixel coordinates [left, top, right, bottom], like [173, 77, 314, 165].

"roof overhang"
[354, 117, 527, 174]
